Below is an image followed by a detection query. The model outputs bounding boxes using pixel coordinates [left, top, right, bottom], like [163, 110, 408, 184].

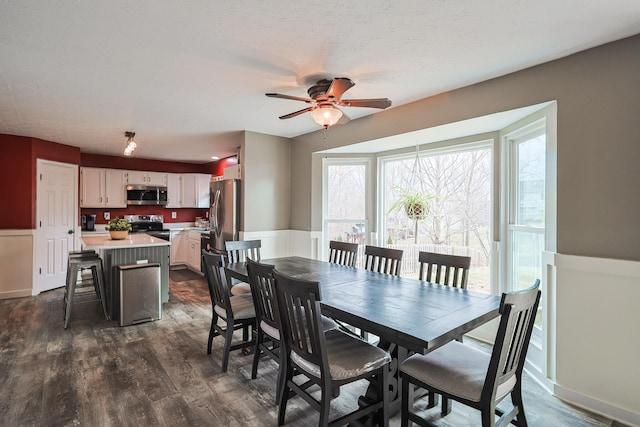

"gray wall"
[291, 34, 640, 262]
[242, 131, 291, 232]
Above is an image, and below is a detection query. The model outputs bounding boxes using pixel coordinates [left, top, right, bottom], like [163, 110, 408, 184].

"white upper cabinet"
[104, 169, 127, 207]
[80, 167, 127, 208]
[80, 168, 208, 209]
[126, 171, 167, 186]
[180, 173, 211, 208]
[166, 173, 181, 208]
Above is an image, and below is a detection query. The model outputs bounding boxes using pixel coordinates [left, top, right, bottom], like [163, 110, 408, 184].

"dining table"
[225, 256, 501, 424]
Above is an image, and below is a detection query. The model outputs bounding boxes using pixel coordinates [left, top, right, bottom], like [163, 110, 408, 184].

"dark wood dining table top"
[225, 256, 501, 354]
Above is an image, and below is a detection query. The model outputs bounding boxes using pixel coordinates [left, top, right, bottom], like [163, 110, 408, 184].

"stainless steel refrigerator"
[209, 179, 241, 253]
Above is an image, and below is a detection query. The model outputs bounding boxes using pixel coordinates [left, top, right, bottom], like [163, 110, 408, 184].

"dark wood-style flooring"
[0, 271, 620, 426]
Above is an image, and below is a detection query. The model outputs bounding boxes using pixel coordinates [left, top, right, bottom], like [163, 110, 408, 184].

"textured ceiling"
[1, 1, 639, 163]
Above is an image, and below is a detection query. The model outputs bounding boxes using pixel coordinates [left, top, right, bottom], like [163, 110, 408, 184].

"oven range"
[125, 214, 171, 241]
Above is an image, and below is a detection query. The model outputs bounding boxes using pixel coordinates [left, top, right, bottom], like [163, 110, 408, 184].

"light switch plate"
[104, 212, 110, 220]
[171, 211, 177, 219]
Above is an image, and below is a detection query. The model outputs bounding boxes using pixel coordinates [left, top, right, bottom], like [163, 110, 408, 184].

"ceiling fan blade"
[266, 93, 314, 103]
[338, 98, 392, 109]
[279, 106, 316, 120]
[325, 78, 355, 100]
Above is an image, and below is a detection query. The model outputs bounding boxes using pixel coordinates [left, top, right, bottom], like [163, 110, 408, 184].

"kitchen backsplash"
[80, 206, 208, 224]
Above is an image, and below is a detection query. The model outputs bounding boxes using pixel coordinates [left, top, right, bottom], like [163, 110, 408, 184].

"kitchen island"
[82, 234, 171, 320]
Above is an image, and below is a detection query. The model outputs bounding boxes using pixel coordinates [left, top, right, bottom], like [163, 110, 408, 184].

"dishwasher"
[114, 263, 162, 326]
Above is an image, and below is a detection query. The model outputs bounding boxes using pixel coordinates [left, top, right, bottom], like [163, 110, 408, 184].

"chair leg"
[278, 365, 293, 426]
[481, 406, 494, 427]
[401, 372, 410, 427]
[275, 343, 285, 405]
[221, 321, 233, 372]
[242, 321, 249, 342]
[251, 329, 262, 379]
[510, 383, 528, 427]
[318, 387, 331, 427]
[380, 366, 390, 427]
[95, 262, 109, 320]
[207, 314, 218, 355]
[64, 264, 78, 329]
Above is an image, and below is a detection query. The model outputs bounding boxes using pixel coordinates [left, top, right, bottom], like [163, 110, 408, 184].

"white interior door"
[37, 160, 78, 293]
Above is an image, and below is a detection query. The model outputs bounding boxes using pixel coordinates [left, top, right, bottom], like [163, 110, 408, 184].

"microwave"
[126, 185, 168, 206]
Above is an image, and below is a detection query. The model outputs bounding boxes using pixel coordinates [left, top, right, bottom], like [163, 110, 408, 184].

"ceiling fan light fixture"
[311, 106, 342, 128]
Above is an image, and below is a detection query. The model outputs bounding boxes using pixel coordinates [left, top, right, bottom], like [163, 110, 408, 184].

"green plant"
[387, 187, 433, 220]
[387, 187, 433, 243]
[105, 217, 131, 232]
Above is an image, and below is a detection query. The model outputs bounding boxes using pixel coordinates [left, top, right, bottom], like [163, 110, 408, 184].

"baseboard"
[554, 384, 640, 427]
[0, 289, 33, 299]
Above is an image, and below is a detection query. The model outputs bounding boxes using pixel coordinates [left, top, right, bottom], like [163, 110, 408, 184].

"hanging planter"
[388, 187, 433, 243]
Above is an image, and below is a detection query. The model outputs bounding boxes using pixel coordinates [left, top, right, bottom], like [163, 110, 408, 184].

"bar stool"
[63, 250, 109, 328]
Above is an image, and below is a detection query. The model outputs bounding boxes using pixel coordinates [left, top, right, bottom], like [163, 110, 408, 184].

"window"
[379, 142, 492, 293]
[323, 159, 370, 265]
[507, 124, 546, 291]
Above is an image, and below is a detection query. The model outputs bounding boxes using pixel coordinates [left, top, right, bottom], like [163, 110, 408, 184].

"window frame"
[321, 157, 373, 261]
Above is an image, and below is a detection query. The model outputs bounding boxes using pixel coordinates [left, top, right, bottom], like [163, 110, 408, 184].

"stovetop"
[125, 214, 165, 232]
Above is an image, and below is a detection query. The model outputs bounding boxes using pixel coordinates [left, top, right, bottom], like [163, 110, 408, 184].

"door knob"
[68, 229, 74, 234]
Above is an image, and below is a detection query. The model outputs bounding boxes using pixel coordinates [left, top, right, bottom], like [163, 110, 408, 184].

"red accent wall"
[211, 156, 239, 176]
[0, 135, 34, 229]
[0, 135, 81, 229]
[81, 153, 211, 173]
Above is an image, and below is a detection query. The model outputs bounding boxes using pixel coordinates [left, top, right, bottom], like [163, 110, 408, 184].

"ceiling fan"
[265, 77, 392, 128]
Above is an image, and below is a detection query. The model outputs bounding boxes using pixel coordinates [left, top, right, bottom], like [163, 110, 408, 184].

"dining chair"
[246, 258, 338, 404]
[418, 251, 471, 289]
[364, 245, 403, 276]
[246, 258, 283, 401]
[225, 239, 262, 295]
[201, 250, 256, 372]
[400, 280, 541, 427]
[273, 270, 391, 427]
[328, 240, 358, 267]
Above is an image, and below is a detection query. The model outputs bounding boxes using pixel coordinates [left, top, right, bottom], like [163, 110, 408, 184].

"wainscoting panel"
[553, 253, 640, 425]
[0, 230, 35, 299]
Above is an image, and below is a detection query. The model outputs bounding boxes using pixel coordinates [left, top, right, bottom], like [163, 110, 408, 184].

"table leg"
[351, 340, 408, 426]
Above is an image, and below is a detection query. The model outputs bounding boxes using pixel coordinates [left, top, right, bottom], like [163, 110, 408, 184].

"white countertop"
[82, 233, 171, 250]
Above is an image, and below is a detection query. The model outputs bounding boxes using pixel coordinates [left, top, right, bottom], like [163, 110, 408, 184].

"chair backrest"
[328, 240, 358, 267]
[418, 251, 471, 289]
[482, 280, 541, 404]
[364, 245, 403, 276]
[246, 258, 279, 333]
[225, 239, 261, 263]
[201, 250, 233, 318]
[273, 270, 329, 378]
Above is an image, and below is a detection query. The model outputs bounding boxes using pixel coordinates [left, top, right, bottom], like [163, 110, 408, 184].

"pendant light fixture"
[310, 106, 343, 128]
[123, 131, 137, 156]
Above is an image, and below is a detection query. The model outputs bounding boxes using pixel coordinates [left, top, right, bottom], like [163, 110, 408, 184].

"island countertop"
[82, 233, 171, 250]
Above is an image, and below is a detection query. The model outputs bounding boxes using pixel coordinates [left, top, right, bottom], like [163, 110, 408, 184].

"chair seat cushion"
[230, 281, 251, 296]
[292, 329, 390, 381]
[400, 340, 494, 402]
[214, 294, 255, 320]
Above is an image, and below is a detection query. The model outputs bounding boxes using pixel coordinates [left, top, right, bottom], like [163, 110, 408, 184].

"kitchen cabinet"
[170, 230, 187, 265]
[180, 173, 211, 208]
[186, 230, 202, 272]
[126, 171, 167, 186]
[80, 167, 127, 208]
[165, 173, 181, 208]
